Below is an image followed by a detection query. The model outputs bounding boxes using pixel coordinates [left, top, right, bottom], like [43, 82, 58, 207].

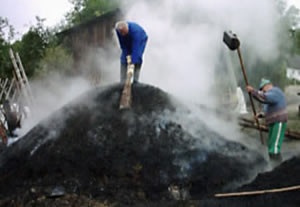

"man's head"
[259, 79, 272, 92]
[115, 21, 129, 36]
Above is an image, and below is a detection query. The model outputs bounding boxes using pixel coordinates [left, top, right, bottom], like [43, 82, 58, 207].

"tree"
[37, 45, 73, 78]
[66, 0, 120, 26]
[0, 17, 14, 79]
[235, 0, 300, 90]
[12, 17, 50, 77]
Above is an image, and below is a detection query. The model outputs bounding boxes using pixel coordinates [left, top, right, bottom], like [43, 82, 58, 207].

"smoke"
[12, 0, 282, 173]
[112, 0, 279, 144]
[119, 0, 280, 106]
[78, 46, 120, 86]
[18, 72, 92, 137]
[113, 0, 282, 176]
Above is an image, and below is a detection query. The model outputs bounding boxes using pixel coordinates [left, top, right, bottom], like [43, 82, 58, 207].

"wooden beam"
[239, 117, 300, 140]
[215, 185, 300, 198]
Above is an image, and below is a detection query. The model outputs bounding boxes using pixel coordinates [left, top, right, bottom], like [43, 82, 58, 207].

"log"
[215, 185, 300, 198]
[239, 117, 300, 140]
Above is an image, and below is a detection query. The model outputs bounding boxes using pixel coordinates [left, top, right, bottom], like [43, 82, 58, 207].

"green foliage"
[37, 45, 73, 78]
[12, 17, 50, 77]
[275, 0, 300, 56]
[0, 14, 74, 80]
[247, 59, 288, 89]
[232, 0, 299, 91]
[66, 0, 120, 26]
[0, 38, 13, 79]
[0, 17, 15, 42]
[287, 78, 300, 85]
[0, 17, 14, 79]
[293, 29, 300, 54]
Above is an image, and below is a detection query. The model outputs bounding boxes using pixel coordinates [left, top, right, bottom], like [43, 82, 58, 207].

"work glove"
[126, 55, 132, 65]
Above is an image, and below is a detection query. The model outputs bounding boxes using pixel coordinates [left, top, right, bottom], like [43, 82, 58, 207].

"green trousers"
[268, 122, 286, 155]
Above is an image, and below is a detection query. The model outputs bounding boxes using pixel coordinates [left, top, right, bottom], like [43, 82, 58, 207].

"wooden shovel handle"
[237, 48, 264, 145]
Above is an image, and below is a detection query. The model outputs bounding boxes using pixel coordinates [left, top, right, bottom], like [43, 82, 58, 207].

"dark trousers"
[120, 64, 142, 83]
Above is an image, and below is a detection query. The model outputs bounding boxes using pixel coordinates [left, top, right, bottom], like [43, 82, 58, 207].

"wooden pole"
[215, 185, 300, 198]
[237, 47, 264, 145]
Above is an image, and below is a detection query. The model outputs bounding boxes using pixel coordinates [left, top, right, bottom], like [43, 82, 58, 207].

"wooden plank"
[215, 185, 300, 197]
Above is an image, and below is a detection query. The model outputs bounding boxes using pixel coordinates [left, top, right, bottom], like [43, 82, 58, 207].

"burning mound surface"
[0, 83, 266, 206]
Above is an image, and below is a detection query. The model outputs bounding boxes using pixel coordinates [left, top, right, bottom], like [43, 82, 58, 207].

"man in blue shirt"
[246, 79, 288, 161]
[115, 21, 148, 83]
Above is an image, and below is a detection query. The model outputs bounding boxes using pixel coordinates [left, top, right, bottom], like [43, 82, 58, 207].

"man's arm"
[116, 30, 129, 63]
[130, 30, 148, 64]
[246, 85, 272, 104]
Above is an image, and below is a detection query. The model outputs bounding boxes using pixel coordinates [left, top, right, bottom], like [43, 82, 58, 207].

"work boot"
[269, 153, 282, 168]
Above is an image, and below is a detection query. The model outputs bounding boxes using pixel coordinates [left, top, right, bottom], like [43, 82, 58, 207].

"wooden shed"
[59, 9, 122, 69]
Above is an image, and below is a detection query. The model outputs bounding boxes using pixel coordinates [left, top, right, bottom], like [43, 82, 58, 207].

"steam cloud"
[106, 0, 280, 149]
[118, 0, 280, 105]
[16, 0, 281, 160]
[18, 73, 92, 137]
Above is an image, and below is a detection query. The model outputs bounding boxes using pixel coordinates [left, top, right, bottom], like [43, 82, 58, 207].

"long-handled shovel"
[120, 56, 134, 110]
[223, 31, 264, 145]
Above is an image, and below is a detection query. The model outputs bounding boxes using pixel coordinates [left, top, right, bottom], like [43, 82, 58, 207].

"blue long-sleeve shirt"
[116, 22, 148, 64]
[252, 87, 288, 124]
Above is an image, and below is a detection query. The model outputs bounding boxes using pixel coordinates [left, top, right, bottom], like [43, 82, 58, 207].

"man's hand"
[246, 85, 254, 93]
[254, 112, 264, 120]
[126, 55, 132, 64]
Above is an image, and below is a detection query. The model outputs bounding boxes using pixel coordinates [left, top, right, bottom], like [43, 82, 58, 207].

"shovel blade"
[119, 67, 134, 110]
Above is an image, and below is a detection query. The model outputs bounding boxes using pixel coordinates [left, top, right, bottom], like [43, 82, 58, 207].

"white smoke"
[14, 0, 283, 163]
[17, 72, 92, 137]
[106, 0, 280, 153]
[119, 0, 280, 106]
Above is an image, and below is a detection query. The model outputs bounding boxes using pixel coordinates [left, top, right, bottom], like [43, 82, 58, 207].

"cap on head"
[259, 79, 271, 90]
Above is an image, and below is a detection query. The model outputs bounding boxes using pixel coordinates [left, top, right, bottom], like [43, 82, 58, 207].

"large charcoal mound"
[0, 83, 264, 203]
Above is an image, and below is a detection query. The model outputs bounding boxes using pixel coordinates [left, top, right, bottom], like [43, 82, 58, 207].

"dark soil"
[0, 83, 299, 206]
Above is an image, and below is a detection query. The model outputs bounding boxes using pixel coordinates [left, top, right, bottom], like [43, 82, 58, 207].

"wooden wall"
[59, 9, 122, 70]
